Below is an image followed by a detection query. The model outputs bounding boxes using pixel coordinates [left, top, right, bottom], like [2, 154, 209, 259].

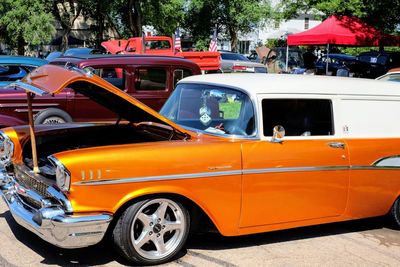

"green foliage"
[341, 46, 400, 56]
[143, 0, 185, 36]
[101, 0, 185, 39]
[0, 0, 55, 53]
[185, 0, 272, 51]
[265, 38, 287, 48]
[194, 39, 210, 51]
[276, 0, 400, 33]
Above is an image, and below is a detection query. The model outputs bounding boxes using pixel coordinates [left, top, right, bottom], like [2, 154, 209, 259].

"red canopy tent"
[288, 15, 398, 46]
[286, 15, 399, 73]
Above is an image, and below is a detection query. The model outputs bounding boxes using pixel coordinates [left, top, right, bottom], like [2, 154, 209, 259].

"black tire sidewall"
[34, 108, 72, 124]
[391, 198, 400, 228]
[114, 198, 190, 265]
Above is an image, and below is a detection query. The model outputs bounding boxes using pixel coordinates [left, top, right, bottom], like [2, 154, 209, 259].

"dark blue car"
[315, 53, 357, 76]
[0, 56, 48, 87]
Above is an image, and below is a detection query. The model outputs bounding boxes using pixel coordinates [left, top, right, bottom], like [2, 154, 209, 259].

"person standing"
[303, 46, 317, 74]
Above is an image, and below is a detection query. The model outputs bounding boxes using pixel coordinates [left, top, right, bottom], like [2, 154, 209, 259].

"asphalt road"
[1, 200, 400, 266]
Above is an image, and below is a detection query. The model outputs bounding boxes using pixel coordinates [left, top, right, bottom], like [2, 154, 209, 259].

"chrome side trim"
[73, 164, 400, 186]
[351, 166, 400, 170]
[0, 103, 59, 108]
[74, 170, 243, 186]
[242, 165, 350, 175]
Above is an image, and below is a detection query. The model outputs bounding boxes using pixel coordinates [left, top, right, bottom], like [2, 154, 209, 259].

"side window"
[173, 69, 192, 87]
[135, 68, 167, 91]
[90, 67, 127, 91]
[262, 99, 334, 136]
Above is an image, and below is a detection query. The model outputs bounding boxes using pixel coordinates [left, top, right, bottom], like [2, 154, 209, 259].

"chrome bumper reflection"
[0, 169, 112, 249]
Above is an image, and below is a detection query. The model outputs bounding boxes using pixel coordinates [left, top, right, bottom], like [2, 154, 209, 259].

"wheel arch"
[111, 189, 221, 235]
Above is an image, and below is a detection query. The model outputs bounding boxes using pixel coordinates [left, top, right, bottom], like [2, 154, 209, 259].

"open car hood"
[13, 64, 190, 135]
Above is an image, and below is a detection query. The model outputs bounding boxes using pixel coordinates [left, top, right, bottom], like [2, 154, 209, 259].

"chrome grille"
[14, 167, 52, 198]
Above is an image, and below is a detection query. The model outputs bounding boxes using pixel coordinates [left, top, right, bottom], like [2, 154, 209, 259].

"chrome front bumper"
[0, 169, 112, 249]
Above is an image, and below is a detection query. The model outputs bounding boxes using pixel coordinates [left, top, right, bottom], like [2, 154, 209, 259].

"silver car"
[220, 51, 267, 73]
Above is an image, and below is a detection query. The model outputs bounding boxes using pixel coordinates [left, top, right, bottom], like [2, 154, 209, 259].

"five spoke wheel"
[113, 197, 190, 265]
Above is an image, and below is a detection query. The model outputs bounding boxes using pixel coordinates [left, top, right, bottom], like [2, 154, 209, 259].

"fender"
[112, 184, 238, 236]
[0, 114, 25, 128]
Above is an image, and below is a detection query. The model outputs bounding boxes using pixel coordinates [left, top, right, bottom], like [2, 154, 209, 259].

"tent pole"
[326, 43, 330, 75]
[285, 44, 289, 72]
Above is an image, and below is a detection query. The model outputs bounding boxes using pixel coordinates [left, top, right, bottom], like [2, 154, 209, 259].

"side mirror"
[270, 125, 285, 143]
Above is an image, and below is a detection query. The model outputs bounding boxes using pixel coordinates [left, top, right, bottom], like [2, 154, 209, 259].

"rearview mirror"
[270, 125, 285, 143]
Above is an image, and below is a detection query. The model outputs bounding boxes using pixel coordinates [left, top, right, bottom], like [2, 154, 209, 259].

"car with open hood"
[0, 54, 200, 128]
[1, 67, 400, 265]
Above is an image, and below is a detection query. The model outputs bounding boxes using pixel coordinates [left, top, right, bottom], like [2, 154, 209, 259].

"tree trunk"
[17, 35, 25, 55]
[96, 1, 104, 48]
[229, 28, 238, 52]
[61, 29, 71, 52]
[52, 1, 82, 52]
[128, 0, 142, 37]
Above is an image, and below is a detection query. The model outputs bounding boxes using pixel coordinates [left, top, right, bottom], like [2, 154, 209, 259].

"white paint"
[181, 74, 400, 139]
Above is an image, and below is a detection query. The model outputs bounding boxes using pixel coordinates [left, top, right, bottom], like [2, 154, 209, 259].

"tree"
[45, 1, 85, 51]
[103, 0, 185, 38]
[185, 0, 272, 52]
[0, 0, 55, 55]
[276, 0, 400, 34]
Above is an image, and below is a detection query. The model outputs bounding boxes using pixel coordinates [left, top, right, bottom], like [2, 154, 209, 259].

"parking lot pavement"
[1, 199, 400, 267]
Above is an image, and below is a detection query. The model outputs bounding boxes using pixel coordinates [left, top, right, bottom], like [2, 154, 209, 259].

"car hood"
[13, 64, 190, 135]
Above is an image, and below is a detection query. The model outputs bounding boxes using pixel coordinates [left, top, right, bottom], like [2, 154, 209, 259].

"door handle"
[328, 142, 345, 149]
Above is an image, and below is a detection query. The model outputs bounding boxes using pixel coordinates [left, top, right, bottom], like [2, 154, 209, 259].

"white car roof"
[180, 74, 400, 97]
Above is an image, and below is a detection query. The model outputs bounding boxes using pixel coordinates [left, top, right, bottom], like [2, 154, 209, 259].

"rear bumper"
[0, 169, 112, 249]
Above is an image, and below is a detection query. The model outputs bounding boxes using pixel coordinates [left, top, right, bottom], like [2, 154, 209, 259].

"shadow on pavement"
[186, 216, 390, 250]
[1, 208, 393, 265]
[1, 210, 131, 266]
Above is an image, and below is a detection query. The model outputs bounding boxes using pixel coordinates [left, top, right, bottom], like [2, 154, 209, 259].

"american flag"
[209, 27, 218, 52]
[174, 28, 181, 51]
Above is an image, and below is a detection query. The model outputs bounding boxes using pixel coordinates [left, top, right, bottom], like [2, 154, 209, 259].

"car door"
[240, 96, 350, 228]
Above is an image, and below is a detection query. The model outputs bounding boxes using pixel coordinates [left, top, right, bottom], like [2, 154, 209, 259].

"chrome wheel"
[130, 198, 187, 260]
[42, 116, 66, 124]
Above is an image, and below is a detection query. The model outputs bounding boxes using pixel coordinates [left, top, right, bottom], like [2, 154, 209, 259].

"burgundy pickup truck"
[0, 55, 201, 127]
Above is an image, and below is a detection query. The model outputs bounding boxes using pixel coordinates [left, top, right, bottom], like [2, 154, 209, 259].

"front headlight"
[48, 155, 70, 192]
[0, 131, 14, 166]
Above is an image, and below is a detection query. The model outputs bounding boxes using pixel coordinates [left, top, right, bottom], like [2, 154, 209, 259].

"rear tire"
[112, 197, 190, 265]
[34, 108, 72, 124]
[390, 197, 400, 228]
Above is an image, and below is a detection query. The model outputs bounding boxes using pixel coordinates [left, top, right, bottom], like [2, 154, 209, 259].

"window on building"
[262, 99, 334, 136]
[238, 41, 250, 55]
[305, 17, 310, 30]
[135, 68, 167, 91]
[274, 20, 280, 29]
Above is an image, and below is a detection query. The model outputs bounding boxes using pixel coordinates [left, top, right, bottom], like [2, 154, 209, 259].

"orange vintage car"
[1, 65, 400, 265]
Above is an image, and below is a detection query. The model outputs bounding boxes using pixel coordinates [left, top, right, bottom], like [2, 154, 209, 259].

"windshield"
[221, 53, 250, 61]
[160, 83, 255, 137]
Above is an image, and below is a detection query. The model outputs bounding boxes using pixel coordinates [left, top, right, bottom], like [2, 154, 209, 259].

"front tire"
[112, 198, 190, 265]
[390, 197, 400, 228]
